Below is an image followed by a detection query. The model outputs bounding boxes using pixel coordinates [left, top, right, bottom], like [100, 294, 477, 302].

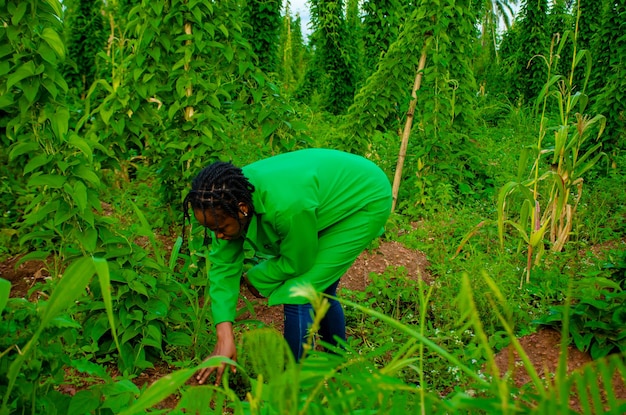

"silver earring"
[243, 212, 248, 217]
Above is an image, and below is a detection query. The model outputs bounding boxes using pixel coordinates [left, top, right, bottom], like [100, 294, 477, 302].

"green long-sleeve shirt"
[208, 149, 391, 325]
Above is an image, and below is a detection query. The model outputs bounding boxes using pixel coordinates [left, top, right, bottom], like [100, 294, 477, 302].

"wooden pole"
[391, 44, 429, 212]
[184, 22, 194, 121]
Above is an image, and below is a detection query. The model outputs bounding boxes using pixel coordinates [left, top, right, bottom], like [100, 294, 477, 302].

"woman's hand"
[196, 322, 237, 385]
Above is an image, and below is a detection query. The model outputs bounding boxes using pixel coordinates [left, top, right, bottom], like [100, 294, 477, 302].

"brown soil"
[1, 240, 624, 411]
[493, 328, 626, 412]
[0, 255, 49, 301]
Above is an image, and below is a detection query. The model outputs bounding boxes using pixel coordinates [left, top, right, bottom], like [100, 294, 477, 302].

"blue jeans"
[283, 279, 346, 360]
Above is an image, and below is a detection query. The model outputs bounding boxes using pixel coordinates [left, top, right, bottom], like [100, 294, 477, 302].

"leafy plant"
[0, 256, 120, 414]
[306, 0, 358, 114]
[591, 0, 626, 156]
[242, 0, 282, 74]
[361, 0, 405, 80]
[537, 274, 626, 359]
[460, 17, 607, 286]
[502, 0, 550, 103]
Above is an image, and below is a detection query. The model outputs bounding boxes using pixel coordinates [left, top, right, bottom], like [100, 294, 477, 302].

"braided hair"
[182, 161, 255, 242]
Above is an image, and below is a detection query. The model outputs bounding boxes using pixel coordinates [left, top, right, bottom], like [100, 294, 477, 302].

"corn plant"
[494, 9, 606, 286]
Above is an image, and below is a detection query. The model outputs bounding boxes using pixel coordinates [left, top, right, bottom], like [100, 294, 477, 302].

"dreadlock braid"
[182, 161, 255, 242]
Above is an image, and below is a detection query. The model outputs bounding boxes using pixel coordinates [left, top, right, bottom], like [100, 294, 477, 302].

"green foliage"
[277, 8, 310, 95]
[306, 0, 358, 114]
[592, 0, 626, 154]
[340, 1, 485, 212]
[577, 157, 626, 244]
[577, 0, 603, 51]
[0, 297, 72, 414]
[462, 18, 608, 283]
[536, 262, 626, 359]
[0, 256, 120, 414]
[0, 0, 109, 263]
[547, 0, 574, 78]
[62, 0, 107, 98]
[243, 0, 282, 74]
[361, 0, 405, 80]
[501, 0, 550, 103]
[1, 1, 626, 413]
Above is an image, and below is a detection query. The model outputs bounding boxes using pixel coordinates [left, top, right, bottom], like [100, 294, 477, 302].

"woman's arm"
[208, 237, 245, 324]
[196, 322, 237, 385]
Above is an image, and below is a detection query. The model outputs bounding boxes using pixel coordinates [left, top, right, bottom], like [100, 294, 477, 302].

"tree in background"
[345, 0, 364, 87]
[361, 0, 405, 80]
[475, 0, 518, 59]
[278, 5, 309, 95]
[501, 0, 549, 104]
[342, 0, 478, 147]
[472, 0, 518, 96]
[575, 0, 603, 105]
[339, 0, 482, 210]
[62, 0, 107, 99]
[546, 0, 574, 78]
[592, 0, 626, 156]
[243, 0, 282, 74]
[306, 0, 358, 114]
[577, 0, 602, 52]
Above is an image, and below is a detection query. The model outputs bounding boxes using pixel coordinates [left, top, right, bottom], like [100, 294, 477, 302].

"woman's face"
[193, 205, 249, 241]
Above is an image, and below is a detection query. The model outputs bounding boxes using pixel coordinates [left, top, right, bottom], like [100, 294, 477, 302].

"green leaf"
[43, 0, 63, 17]
[223, 45, 234, 62]
[79, 227, 98, 252]
[51, 107, 70, 139]
[121, 325, 141, 345]
[27, 174, 67, 189]
[129, 279, 149, 297]
[54, 200, 73, 226]
[11, 2, 27, 25]
[7, 61, 37, 89]
[68, 133, 93, 160]
[168, 237, 183, 271]
[37, 42, 58, 65]
[143, 299, 168, 320]
[72, 165, 100, 186]
[0, 92, 14, 109]
[93, 257, 124, 359]
[0, 44, 12, 60]
[0, 278, 10, 315]
[70, 358, 111, 381]
[39, 257, 95, 328]
[23, 154, 52, 174]
[261, 121, 279, 139]
[68, 389, 100, 415]
[14, 251, 49, 268]
[142, 323, 162, 348]
[165, 331, 192, 347]
[40, 28, 65, 59]
[21, 77, 40, 103]
[49, 314, 82, 328]
[72, 180, 88, 212]
[100, 393, 134, 412]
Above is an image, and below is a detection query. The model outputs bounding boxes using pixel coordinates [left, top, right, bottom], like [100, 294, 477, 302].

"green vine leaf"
[40, 28, 66, 59]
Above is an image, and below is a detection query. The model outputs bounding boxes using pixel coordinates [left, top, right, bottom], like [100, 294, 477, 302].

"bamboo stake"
[391, 43, 429, 212]
[184, 22, 194, 121]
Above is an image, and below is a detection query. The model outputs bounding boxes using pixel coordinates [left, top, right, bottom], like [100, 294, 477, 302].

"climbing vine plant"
[307, 0, 358, 114]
